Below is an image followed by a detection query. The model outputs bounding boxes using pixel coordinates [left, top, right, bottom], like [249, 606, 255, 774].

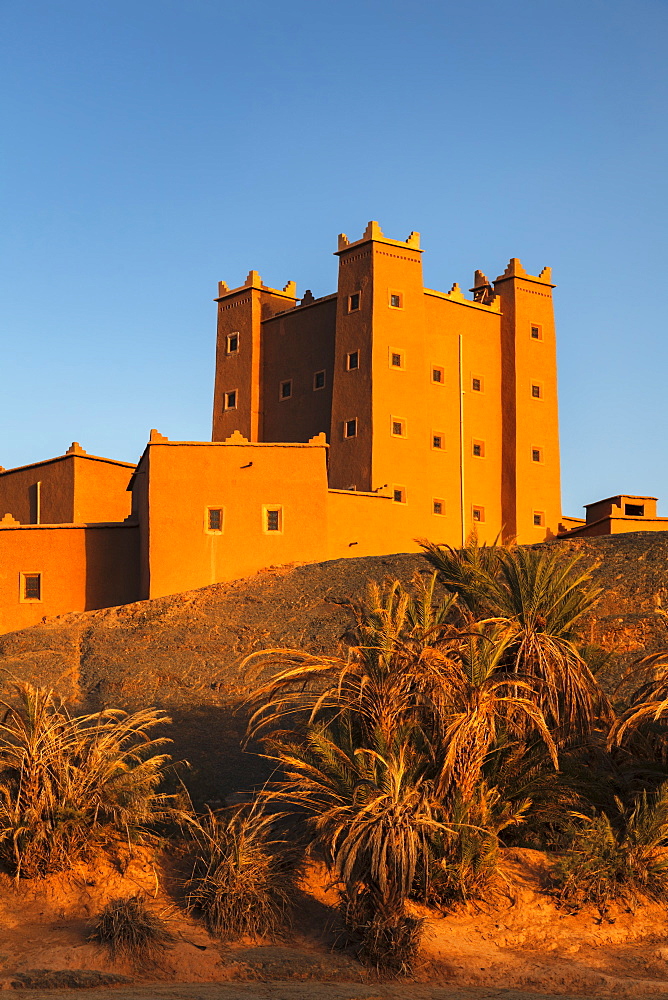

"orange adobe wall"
[0, 444, 134, 526]
[0, 521, 139, 635]
[135, 431, 331, 599]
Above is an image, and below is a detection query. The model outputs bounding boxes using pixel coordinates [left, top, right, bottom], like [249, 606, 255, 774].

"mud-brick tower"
[212, 271, 298, 442]
[491, 259, 561, 542]
[329, 222, 426, 495]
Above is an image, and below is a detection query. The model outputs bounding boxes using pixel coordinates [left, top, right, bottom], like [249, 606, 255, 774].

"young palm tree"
[0, 682, 173, 878]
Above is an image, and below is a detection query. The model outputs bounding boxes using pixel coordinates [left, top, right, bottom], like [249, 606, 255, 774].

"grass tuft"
[92, 894, 173, 965]
[185, 805, 301, 940]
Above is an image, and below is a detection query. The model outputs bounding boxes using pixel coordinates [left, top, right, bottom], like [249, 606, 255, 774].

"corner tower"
[493, 259, 561, 541]
[212, 271, 297, 441]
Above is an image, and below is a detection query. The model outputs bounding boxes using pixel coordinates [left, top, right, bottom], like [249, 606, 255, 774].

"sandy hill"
[1, 533, 668, 801]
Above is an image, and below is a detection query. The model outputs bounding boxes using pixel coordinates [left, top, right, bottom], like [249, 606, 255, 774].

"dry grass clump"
[185, 805, 301, 940]
[92, 894, 174, 965]
[0, 681, 173, 878]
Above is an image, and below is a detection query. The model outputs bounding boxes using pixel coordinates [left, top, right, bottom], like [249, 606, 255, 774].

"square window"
[348, 292, 360, 312]
[432, 433, 443, 450]
[531, 383, 542, 399]
[432, 366, 444, 384]
[389, 292, 403, 308]
[263, 506, 283, 532]
[224, 390, 237, 410]
[472, 440, 485, 458]
[531, 324, 542, 340]
[393, 487, 406, 504]
[472, 506, 485, 523]
[532, 447, 542, 463]
[533, 511, 545, 527]
[21, 573, 41, 601]
[313, 370, 326, 390]
[280, 379, 292, 400]
[226, 332, 239, 354]
[391, 418, 406, 437]
[207, 507, 223, 532]
[389, 349, 405, 369]
[433, 499, 445, 516]
[344, 418, 358, 438]
[347, 350, 359, 371]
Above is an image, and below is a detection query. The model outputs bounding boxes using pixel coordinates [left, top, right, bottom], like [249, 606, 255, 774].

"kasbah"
[1, 221, 663, 635]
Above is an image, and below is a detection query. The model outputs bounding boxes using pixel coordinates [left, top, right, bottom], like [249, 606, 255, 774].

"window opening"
[344, 419, 358, 438]
[22, 573, 41, 601]
[432, 366, 444, 383]
[433, 499, 445, 516]
[313, 370, 326, 390]
[226, 333, 239, 354]
[224, 390, 237, 410]
[347, 350, 359, 371]
[348, 292, 360, 312]
[625, 504, 645, 517]
[280, 379, 292, 400]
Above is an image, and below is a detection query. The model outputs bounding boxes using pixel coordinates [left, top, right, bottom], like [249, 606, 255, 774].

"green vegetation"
[6, 540, 668, 975]
[241, 541, 668, 968]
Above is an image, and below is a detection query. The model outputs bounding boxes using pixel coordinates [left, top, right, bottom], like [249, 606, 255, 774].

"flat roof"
[584, 494, 658, 508]
[0, 452, 136, 476]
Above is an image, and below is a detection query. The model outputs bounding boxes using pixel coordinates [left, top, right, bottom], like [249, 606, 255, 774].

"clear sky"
[2, 0, 667, 517]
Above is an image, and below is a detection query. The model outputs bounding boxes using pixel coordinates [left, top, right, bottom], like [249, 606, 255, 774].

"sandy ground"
[2, 982, 637, 1000]
[0, 846, 668, 997]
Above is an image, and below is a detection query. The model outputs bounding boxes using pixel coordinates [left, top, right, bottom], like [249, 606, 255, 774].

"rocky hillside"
[1, 533, 668, 800]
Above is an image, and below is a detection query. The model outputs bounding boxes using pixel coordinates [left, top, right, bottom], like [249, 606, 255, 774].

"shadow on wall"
[84, 526, 140, 612]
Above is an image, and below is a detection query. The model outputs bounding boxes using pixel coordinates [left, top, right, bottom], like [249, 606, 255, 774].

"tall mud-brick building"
[212, 221, 561, 547]
[0, 221, 567, 635]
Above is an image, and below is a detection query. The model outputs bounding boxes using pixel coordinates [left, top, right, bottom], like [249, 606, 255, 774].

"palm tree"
[421, 541, 610, 734]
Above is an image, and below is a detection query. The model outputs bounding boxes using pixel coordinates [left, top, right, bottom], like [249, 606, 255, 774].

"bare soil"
[0, 847, 667, 997]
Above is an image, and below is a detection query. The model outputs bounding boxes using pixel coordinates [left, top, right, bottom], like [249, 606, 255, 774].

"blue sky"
[1, 0, 667, 517]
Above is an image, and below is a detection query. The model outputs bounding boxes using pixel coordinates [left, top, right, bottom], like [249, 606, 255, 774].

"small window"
[391, 418, 406, 437]
[393, 486, 406, 504]
[472, 376, 483, 392]
[433, 499, 445, 516]
[532, 447, 543, 463]
[348, 292, 361, 312]
[533, 511, 545, 527]
[432, 433, 444, 450]
[206, 507, 224, 533]
[531, 383, 542, 399]
[21, 573, 42, 601]
[389, 349, 405, 369]
[226, 332, 239, 354]
[389, 292, 403, 308]
[224, 390, 237, 410]
[432, 366, 444, 384]
[347, 350, 359, 371]
[313, 370, 326, 390]
[472, 506, 485, 523]
[531, 324, 543, 340]
[625, 504, 645, 517]
[472, 439, 485, 458]
[344, 418, 358, 438]
[280, 379, 292, 400]
[263, 506, 283, 533]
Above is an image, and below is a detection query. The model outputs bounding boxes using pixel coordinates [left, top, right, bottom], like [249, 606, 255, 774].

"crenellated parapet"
[336, 221, 422, 254]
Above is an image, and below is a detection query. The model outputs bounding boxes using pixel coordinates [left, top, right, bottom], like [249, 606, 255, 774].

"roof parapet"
[494, 258, 555, 286]
[336, 221, 421, 255]
[66, 442, 87, 456]
[215, 272, 298, 302]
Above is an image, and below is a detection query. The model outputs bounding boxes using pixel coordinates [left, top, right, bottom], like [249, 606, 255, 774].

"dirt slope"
[1, 534, 668, 799]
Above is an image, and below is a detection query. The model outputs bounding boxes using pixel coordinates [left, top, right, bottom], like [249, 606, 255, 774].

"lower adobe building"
[0, 222, 658, 635]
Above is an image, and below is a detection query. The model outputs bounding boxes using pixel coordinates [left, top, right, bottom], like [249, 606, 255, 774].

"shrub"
[552, 786, 668, 914]
[185, 806, 301, 940]
[92, 894, 173, 965]
[0, 682, 173, 878]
